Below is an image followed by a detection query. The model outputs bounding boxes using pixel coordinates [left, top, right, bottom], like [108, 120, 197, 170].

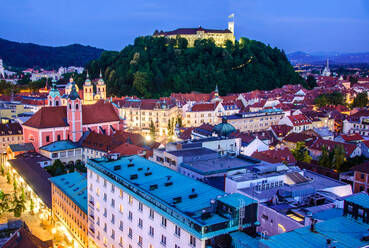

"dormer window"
[76, 104, 79, 110]
[69, 104, 72, 110]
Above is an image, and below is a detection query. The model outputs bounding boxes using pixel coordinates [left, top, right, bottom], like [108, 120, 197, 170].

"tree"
[45, 159, 66, 176]
[10, 193, 26, 218]
[13, 179, 17, 192]
[318, 145, 331, 168]
[306, 75, 317, 89]
[0, 190, 11, 216]
[351, 92, 368, 108]
[149, 120, 156, 140]
[176, 116, 183, 128]
[30, 198, 34, 214]
[133, 71, 151, 98]
[332, 145, 345, 172]
[292, 142, 312, 163]
[314, 95, 329, 108]
[6, 172, 11, 184]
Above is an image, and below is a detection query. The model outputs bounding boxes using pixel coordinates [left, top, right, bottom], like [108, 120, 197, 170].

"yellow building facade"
[153, 21, 235, 47]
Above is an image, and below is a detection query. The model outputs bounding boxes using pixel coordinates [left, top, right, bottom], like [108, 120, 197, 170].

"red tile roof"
[309, 139, 358, 157]
[191, 102, 219, 112]
[0, 123, 23, 136]
[271, 124, 293, 138]
[111, 143, 145, 156]
[82, 101, 120, 125]
[23, 106, 67, 128]
[340, 134, 364, 142]
[352, 161, 369, 174]
[251, 148, 296, 164]
[23, 102, 120, 129]
[287, 114, 312, 126]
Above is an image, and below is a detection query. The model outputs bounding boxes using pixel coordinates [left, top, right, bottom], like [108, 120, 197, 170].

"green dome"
[214, 118, 236, 137]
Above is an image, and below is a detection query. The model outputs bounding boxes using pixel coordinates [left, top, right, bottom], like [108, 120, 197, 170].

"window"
[161, 235, 167, 246]
[138, 236, 143, 247]
[175, 225, 181, 237]
[76, 104, 79, 110]
[104, 179, 107, 187]
[190, 236, 196, 247]
[175, 245, 180, 248]
[57, 134, 61, 141]
[111, 214, 115, 224]
[361, 173, 365, 180]
[128, 228, 132, 239]
[119, 236, 123, 246]
[111, 199, 115, 207]
[129, 196, 133, 205]
[46, 136, 50, 142]
[149, 209, 154, 219]
[119, 190, 123, 198]
[128, 211, 132, 221]
[103, 223, 107, 232]
[119, 221, 123, 231]
[149, 226, 154, 237]
[111, 184, 115, 193]
[103, 208, 107, 217]
[161, 217, 167, 227]
[138, 218, 143, 229]
[103, 193, 107, 202]
[119, 204, 124, 214]
[111, 229, 115, 239]
[138, 202, 143, 212]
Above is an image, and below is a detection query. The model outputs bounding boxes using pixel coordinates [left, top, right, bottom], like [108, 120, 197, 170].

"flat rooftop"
[181, 156, 259, 175]
[167, 147, 217, 157]
[87, 155, 255, 233]
[40, 140, 81, 152]
[239, 170, 351, 202]
[49, 172, 88, 214]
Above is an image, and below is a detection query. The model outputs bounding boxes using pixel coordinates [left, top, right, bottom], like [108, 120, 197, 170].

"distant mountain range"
[0, 38, 104, 69]
[287, 51, 369, 65]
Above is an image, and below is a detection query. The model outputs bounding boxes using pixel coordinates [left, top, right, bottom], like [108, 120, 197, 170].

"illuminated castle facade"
[153, 19, 235, 47]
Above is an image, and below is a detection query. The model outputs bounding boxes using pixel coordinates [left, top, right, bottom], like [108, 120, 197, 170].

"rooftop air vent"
[165, 182, 173, 187]
[145, 168, 152, 176]
[173, 197, 182, 204]
[149, 184, 158, 191]
[189, 188, 197, 199]
[130, 174, 138, 180]
[114, 165, 121, 171]
[128, 159, 134, 167]
[138, 168, 143, 171]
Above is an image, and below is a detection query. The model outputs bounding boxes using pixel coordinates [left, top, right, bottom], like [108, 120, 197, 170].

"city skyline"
[1, 0, 369, 53]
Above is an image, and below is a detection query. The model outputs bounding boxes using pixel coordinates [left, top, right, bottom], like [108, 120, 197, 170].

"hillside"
[86, 36, 304, 98]
[0, 38, 104, 69]
[288, 51, 369, 65]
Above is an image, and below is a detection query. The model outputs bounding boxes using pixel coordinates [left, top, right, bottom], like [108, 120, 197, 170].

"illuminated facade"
[50, 172, 88, 248]
[153, 20, 235, 47]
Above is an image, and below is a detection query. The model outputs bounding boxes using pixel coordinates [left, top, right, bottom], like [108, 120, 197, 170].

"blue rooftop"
[87, 155, 257, 239]
[261, 216, 369, 248]
[40, 140, 80, 152]
[344, 192, 369, 208]
[49, 172, 87, 214]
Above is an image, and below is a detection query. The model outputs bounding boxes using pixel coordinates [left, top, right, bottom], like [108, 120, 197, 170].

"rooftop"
[181, 156, 260, 175]
[87, 155, 256, 238]
[49, 172, 87, 214]
[344, 192, 369, 208]
[260, 217, 369, 248]
[40, 140, 80, 152]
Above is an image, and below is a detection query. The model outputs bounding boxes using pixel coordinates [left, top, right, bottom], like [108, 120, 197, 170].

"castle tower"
[47, 82, 61, 106]
[83, 71, 94, 104]
[228, 13, 235, 34]
[96, 70, 106, 100]
[67, 80, 83, 142]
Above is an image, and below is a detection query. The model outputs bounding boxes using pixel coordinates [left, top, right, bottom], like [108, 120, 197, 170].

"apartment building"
[222, 109, 284, 133]
[0, 123, 23, 152]
[49, 172, 88, 248]
[115, 98, 179, 136]
[87, 155, 258, 248]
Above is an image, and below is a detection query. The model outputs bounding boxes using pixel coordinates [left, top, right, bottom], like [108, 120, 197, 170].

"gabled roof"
[2, 225, 53, 248]
[0, 123, 23, 136]
[271, 124, 293, 138]
[287, 114, 312, 126]
[8, 143, 34, 153]
[309, 139, 358, 157]
[191, 102, 220, 112]
[339, 133, 364, 142]
[23, 106, 67, 128]
[82, 101, 120, 125]
[156, 27, 232, 36]
[23, 101, 120, 129]
[251, 148, 296, 164]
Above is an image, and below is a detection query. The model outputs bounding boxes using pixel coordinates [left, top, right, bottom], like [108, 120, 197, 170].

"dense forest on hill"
[86, 36, 304, 98]
[0, 38, 104, 69]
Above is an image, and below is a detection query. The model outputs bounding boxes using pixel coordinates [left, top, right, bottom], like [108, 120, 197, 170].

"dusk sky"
[1, 0, 369, 53]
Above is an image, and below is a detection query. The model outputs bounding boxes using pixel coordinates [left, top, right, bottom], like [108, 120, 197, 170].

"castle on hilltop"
[153, 17, 235, 47]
